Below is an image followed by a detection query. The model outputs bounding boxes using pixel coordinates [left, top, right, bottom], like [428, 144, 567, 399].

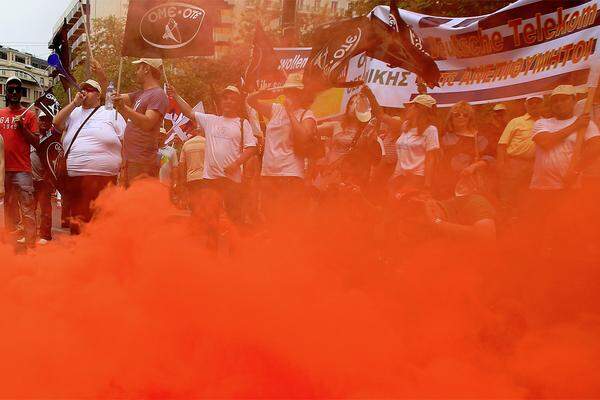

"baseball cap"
[493, 103, 508, 111]
[222, 85, 241, 95]
[6, 76, 22, 86]
[551, 84, 577, 97]
[525, 94, 544, 102]
[405, 94, 436, 109]
[81, 79, 101, 93]
[132, 58, 163, 70]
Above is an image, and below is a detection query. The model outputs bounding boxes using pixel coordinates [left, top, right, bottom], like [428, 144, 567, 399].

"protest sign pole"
[79, 0, 94, 77]
[115, 57, 124, 120]
[567, 67, 600, 186]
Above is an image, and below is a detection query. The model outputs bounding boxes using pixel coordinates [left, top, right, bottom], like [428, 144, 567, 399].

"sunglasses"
[6, 87, 21, 94]
[451, 111, 470, 118]
[82, 87, 99, 93]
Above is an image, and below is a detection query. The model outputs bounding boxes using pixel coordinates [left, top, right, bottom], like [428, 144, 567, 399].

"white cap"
[525, 94, 543, 102]
[132, 58, 163, 70]
[6, 76, 22, 86]
[222, 85, 241, 95]
[81, 79, 101, 93]
[551, 84, 577, 97]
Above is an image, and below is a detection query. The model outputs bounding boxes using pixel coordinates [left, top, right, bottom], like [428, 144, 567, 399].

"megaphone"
[47, 53, 82, 91]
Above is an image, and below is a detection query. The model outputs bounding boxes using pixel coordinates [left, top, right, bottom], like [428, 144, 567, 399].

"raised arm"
[113, 94, 163, 132]
[361, 84, 404, 133]
[533, 114, 589, 150]
[247, 89, 277, 118]
[53, 91, 84, 132]
[164, 83, 195, 122]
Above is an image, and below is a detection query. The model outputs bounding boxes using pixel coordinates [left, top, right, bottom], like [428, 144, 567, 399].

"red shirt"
[0, 107, 39, 172]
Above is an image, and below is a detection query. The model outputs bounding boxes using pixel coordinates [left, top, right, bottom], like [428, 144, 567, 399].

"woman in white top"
[247, 73, 317, 223]
[390, 94, 440, 193]
[53, 79, 126, 234]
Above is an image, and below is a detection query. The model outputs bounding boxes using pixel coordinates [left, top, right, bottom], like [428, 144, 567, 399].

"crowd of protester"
[1, 57, 599, 254]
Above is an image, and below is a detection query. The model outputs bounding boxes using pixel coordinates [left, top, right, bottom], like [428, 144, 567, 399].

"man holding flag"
[0, 77, 39, 247]
[112, 58, 169, 186]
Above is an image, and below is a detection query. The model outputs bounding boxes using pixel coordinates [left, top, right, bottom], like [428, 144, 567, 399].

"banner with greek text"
[344, 0, 600, 108]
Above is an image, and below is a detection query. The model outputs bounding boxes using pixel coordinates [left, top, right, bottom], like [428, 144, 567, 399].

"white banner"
[344, 0, 600, 108]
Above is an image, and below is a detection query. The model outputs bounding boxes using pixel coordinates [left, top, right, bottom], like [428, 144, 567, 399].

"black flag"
[122, 0, 227, 58]
[368, 0, 440, 87]
[34, 88, 61, 118]
[243, 22, 285, 92]
[303, 16, 376, 91]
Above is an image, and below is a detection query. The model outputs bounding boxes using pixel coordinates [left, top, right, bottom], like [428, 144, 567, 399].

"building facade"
[0, 46, 51, 108]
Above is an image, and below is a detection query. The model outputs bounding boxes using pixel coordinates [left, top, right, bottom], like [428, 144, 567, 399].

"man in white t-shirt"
[54, 79, 126, 234]
[167, 85, 258, 223]
[530, 84, 600, 192]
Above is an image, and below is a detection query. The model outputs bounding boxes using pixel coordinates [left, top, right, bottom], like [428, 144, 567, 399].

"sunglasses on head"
[451, 111, 470, 118]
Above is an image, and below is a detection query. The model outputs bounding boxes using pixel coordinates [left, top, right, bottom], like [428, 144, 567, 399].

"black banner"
[122, 0, 226, 58]
[367, 0, 440, 87]
[34, 88, 61, 118]
[303, 16, 376, 91]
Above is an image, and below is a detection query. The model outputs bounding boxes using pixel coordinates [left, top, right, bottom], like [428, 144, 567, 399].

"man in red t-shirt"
[0, 77, 39, 246]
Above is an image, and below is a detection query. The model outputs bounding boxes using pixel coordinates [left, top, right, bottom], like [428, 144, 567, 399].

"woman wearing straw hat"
[388, 94, 440, 195]
[247, 72, 317, 223]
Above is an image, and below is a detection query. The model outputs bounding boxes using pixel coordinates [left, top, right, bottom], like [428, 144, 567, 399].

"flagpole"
[79, 0, 94, 78]
[163, 60, 169, 85]
[115, 57, 124, 120]
[567, 66, 600, 186]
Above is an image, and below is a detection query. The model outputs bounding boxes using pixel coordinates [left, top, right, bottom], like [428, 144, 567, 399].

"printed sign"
[122, 0, 226, 58]
[344, 0, 600, 107]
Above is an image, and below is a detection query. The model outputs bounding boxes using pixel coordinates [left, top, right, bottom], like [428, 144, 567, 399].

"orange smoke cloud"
[0, 180, 598, 398]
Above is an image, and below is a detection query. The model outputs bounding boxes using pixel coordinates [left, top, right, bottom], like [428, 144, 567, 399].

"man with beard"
[112, 58, 168, 186]
[0, 77, 39, 246]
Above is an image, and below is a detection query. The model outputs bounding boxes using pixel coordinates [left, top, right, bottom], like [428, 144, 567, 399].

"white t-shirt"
[63, 106, 126, 177]
[393, 125, 439, 177]
[158, 145, 179, 185]
[261, 103, 316, 178]
[530, 116, 600, 190]
[194, 113, 256, 183]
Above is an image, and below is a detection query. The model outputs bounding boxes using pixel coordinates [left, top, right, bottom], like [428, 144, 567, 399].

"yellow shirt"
[180, 135, 206, 182]
[498, 113, 537, 159]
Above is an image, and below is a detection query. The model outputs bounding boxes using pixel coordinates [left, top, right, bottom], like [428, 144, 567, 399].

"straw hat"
[404, 94, 436, 108]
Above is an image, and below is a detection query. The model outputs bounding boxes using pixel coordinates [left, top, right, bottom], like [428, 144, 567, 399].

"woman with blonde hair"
[438, 101, 496, 198]
[389, 94, 440, 194]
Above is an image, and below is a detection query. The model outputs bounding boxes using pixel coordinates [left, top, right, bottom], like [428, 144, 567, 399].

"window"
[313, 0, 319, 9]
[331, 1, 337, 13]
[0, 85, 3, 94]
[15, 56, 26, 64]
[0, 52, 7, 60]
